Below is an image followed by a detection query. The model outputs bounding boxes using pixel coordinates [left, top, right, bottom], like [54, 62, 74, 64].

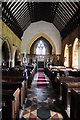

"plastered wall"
[21, 21, 61, 54]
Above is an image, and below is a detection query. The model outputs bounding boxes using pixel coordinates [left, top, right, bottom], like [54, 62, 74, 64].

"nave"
[20, 68, 68, 120]
[2, 64, 80, 120]
[1, 2, 80, 120]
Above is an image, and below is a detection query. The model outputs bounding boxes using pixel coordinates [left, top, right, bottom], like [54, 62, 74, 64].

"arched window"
[72, 38, 78, 68]
[64, 44, 69, 67]
[36, 41, 46, 55]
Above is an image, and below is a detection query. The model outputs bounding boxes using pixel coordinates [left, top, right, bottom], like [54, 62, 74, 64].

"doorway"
[38, 61, 44, 68]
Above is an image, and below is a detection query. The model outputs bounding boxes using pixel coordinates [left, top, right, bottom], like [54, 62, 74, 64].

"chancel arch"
[26, 33, 56, 54]
[30, 36, 52, 55]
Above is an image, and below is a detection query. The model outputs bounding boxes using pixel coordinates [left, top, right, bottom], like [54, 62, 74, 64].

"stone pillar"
[21, 53, 26, 65]
[10, 52, 15, 68]
[0, 39, 2, 68]
[16, 52, 21, 65]
[8, 51, 12, 68]
[24, 53, 26, 65]
[27, 56, 30, 64]
[78, 41, 80, 69]
[77, 27, 80, 69]
[10, 59, 14, 67]
[22, 53, 25, 64]
[20, 53, 23, 65]
[10, 47, 17, 68]
[8, 59, 11, 68]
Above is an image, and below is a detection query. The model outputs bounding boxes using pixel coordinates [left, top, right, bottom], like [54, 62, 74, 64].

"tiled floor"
[21, 70, 69, 120]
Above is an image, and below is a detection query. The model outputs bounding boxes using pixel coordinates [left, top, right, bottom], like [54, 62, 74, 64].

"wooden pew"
[2, 69, 24, 77]
[70, 88, 80, 120]
[69, 71, 80, 77]
[59, 76, 80, 83]
[44, 68, 50, 78]
[2, 76, 26, 105]
[59, 77, 80, 98]
[2, 77, 25, 109]
[2, 88, 20, 119]
[44, 67, 58, 83]
[61, 82, 80, 110]
[27, 65, 37, 88]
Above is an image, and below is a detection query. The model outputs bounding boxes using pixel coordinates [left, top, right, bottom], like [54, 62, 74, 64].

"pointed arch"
[2, 39, 12, 61]
[2, 40, 11, 67]
[2, 39, 11, 53]
[72, 38, 79, 68]
[64, 44, 69, 67]
[26, 33, 56, 54]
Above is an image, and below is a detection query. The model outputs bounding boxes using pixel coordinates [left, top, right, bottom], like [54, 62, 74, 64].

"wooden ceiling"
[1, 1, 80, 40]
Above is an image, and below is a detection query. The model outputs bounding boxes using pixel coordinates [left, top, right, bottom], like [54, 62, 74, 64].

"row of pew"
[70, 88, 80, 120]
[2, 68, 24, 77]
[44, 67, 61, 94]
[28, 65, 37, 88]
[1, 64, 37, 119]
[1, 69, 26, 120]
[44, 66, 80, 120]
[60, 77, 80, 119]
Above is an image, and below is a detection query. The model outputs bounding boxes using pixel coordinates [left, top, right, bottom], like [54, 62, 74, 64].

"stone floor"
[20, 71, 69, 120]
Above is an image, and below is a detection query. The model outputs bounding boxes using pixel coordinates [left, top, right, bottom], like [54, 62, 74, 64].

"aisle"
[22, 68, 68, 120]
[37, 68, 47, 88]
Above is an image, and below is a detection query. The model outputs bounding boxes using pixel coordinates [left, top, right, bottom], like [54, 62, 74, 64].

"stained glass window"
[36, 41, 46, 55]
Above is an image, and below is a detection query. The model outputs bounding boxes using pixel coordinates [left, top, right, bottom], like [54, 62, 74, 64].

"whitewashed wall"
[21, 21, 62, 54]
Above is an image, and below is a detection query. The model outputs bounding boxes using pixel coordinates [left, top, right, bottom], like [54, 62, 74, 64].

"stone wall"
[62, 26, 80, 68]
[0, 19, 22, 67]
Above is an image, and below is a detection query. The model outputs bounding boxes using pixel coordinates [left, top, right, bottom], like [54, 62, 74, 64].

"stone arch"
[64, 44, 69, 67]
[72, 38, 79, 68]
[26, 33, 56, 54]
[2, 40, 11, 67]
[2, 39, 11, 54]
[30, 36, 52, 55]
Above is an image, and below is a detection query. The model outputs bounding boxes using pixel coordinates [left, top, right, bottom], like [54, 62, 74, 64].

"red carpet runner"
[37, 68, 47, 88]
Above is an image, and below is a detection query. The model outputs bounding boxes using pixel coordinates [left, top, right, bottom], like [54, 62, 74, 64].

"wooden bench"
[27, 66, 37, 88]
[2, 69, 24, 77]
[2, 76, 26, 102]
[59, 77, 80, 98]
[2, 88, 20, 119]
[2, 77, 25, 108]
[70, 88, 80, 120]
[61, 81, 80, 110]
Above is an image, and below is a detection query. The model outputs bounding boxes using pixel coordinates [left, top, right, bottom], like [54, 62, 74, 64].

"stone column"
[0, 39, 2, 68]
[78, 40, 80, 69]
[21, 53, 26, 65]
[11, 59, 14, 67]
[77, 27, 80, 69]
[8, 59, 11, 68]
[20, 53, 23, 65]
[10, 47, 17, 68]
[24, 53, 26, 65]
[22, 53, 25, 64]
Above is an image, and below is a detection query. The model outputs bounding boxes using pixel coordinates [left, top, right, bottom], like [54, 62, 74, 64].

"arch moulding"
[26, 33, 56, 54]
[2, 39, 11, 54]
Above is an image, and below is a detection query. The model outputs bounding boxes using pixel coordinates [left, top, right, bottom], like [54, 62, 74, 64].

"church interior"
[0, 1, 80, 120]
